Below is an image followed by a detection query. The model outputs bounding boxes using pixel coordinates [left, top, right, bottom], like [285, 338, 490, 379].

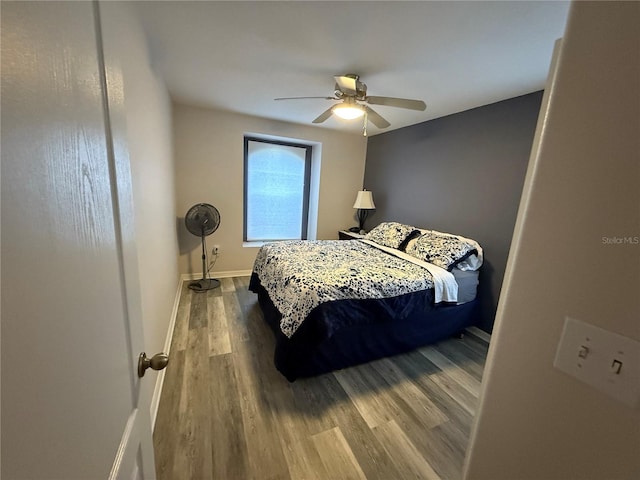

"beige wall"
[464, 2, 640, 479]
[102, 3, 179, 364]
[173, 104, 368, 276]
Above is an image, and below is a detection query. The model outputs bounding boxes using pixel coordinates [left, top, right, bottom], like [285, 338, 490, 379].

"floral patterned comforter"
[252, 240, 435, 338]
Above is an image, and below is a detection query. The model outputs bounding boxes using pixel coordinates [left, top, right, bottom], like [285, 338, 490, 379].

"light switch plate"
[554, 316, 640, 408]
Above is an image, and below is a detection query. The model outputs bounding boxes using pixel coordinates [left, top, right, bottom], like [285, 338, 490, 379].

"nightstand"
[338, 230, 365, 240]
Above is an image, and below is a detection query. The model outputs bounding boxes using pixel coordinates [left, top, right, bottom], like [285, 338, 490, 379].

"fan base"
[188, 278, 220, 292]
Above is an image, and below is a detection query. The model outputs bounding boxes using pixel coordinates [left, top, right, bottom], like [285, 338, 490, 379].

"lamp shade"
[353, 190, 376, 209]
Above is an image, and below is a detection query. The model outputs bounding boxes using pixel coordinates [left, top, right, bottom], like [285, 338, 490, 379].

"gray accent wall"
[363, 91, 543, 332]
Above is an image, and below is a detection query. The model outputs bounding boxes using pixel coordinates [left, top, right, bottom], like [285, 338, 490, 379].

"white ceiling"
[133, 1, 570, 136]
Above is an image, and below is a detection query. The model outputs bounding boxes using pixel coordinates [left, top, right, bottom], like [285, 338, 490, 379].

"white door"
[1, 2, 156, 478]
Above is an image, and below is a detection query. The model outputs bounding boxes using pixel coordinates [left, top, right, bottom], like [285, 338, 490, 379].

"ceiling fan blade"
[364, 106, 390, 128]
[334, 75, 358, 95]
[275, 96, 337, 101]
[365, 96, 427, 111]
[312, 106, 334, 124]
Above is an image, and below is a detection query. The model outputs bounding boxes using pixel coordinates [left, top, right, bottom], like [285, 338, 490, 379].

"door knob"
[138, 352, 169, 378]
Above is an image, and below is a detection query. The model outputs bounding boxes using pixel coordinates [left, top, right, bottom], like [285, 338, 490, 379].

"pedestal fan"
[185, 203, 221, 292]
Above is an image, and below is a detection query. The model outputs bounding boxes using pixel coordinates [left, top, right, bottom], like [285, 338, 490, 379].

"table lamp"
[352, 190, 376, 234]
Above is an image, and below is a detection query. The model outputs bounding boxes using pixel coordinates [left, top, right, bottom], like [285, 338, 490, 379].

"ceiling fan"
[275, 74, 427, 135]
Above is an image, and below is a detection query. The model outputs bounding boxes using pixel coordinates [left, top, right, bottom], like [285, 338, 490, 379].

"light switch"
[554, 317, 640, 408]
[611, 359, 623, 375]
[578, 345, 590, 359]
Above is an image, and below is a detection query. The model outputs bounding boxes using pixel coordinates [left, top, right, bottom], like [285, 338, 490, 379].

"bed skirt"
[250, 272, 478, 381]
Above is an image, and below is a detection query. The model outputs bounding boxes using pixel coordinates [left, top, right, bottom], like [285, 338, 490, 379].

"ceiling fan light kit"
[275, 73, 426, 135]
[333, 103, 364, 120]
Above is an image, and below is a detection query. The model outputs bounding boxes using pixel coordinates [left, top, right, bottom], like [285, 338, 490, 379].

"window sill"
[243, 239, 312, 248]
[243, 241, 269, 248]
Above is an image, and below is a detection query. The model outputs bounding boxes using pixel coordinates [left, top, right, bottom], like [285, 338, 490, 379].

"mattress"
[452, 267, 479, 304]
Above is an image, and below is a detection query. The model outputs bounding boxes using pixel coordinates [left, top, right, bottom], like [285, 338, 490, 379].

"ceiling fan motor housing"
[334, 73, 367, 100]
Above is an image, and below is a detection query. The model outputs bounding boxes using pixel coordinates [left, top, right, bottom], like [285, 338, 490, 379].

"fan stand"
[188, 233, 220, 292]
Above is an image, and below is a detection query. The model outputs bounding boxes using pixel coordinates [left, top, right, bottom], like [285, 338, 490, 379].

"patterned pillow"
[364, 222, 419, 250]
[405, 230, 479, 271]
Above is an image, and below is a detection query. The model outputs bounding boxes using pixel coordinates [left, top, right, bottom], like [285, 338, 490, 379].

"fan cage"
[185, 203, 220, 237]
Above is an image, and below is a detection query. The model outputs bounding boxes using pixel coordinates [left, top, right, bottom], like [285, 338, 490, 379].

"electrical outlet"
[212, 245, 220, 255]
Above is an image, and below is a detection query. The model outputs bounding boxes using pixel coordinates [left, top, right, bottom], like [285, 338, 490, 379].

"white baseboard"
[181, 269, 252, 281]
[150, 276, 183, 431]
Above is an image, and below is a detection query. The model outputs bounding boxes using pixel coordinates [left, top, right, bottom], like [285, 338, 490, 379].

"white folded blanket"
[359, 239, 458, 303]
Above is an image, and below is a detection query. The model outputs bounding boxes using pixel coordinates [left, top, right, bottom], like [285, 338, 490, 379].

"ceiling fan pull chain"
[363, 111, 368, 136]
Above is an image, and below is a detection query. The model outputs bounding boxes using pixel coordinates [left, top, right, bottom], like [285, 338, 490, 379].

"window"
[244, 137, 312, 242]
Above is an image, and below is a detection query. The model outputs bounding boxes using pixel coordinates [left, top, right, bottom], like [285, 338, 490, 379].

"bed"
[249, 222, 483, 381]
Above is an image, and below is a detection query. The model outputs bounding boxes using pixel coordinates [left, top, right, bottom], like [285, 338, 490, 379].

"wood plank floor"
[154, 276, 489, 480]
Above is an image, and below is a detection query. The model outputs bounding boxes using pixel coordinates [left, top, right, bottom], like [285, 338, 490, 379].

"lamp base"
[356, 208, 371, 233]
